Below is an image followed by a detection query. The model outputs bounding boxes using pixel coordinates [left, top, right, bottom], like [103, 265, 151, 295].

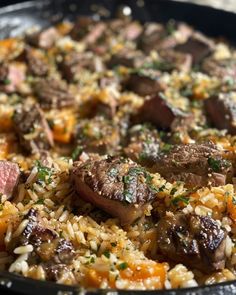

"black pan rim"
[0, 0, 236, 294]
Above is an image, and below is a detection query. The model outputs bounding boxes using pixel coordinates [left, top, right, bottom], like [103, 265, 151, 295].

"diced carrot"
[0, 38, 23, 60]
[85, 269, 115, 288]
[120, 261, 166, 288]
[0, 111, 13, 132]
[227, 195, 236, 221]
[56, 22, 73, 35]
[84, 261, 166, 289]
[0, 215, 11, 246]
[0, 201, 18, 246]
[52, 110, 76, 143]
[192, 81, 209, 100]
[0, 38, 17, 49]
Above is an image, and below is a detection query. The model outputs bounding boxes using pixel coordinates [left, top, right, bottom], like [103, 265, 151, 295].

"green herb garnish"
[108, 167, 119, 178]
[72, 146, 83, 161]
[162, 143, 172, 153]
[3, 78, 11, 85]
[103, 250, 110, 258]
[35, 161, 52, 184]
[118, 262, 128, 270]
[208, 157, 222, 172]
[35, 198, 45, 205]
[171, 195, 189, 206]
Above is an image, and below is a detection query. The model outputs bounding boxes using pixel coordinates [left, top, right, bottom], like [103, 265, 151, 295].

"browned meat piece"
[34, 78, 75, 109]
[107, 51, 144, 69]
[75, 116, 120, 155]
[124, 124, 160, 167]
[24, 47, 48, 77]
[138, 23, 166, 53]
[0, 63, 25, 93]
[159, 50, 192, 72]
[205, 93, 236, 135]
[125, 70, 165, 96]
[59, 51, 104, 82]
[0, 161, 20, 199]
[156, 213, 226, 273]
[202, 57, 236, 81]
[26, 27, 59, 49]
[139, 22, 192, 53]
[72, 156, 156, 225]
[9, 208, 75, 280]
[175, 32, 214, 64]
[122, 22, 143, 41]
[13, 103, 54, 153]
[71, 17, 105, 44]
[136, 93, 190, 129]
[152, 142, 232, 187]
[82, 94, 117, 120]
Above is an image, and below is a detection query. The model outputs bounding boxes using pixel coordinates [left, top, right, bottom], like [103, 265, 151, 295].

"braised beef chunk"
[156, 213, 226, 273]
[59, 51, 104, 82]
[26, 27, 59, 49]
[202, 57, 236, 81]
[107, 51, 144, 69]
[34, 78, 75, 109]
[138, 23, 166, 53]
[0, 63, 25, 93]
[0, 161, 20, 199]
[121, 21, 143, 41]
[71, 17, 106, 44]
[24, 47, 49, 77]
[108, 19, 142, 41]
[138, 21, 192, 53]
[159, 50, 192, 72]
[82, 94, 117, 120]
[72, 156, 156, 225]
[175, 32, 214, 64]
[9, 208, 75, 280]
[13, 103, 54, 153]
[124, 124, 160, 167]
[152, 142, 232, 187]
[205, 93, 236, 135]
[136, 93, 190, 129]
[125, 70, 165, 96]
[75, 116, 120, 155]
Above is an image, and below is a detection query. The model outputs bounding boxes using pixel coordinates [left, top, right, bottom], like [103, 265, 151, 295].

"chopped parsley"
[170, 187, 178, 196]
[171, 195, 189, 206]
[3, 78, 11, 85]
[166, 19, 176, 35]
[232, 196, 236, 205]
[118, 262, 128, 270]
[103, 250, 110, 258]
[35, 198, 45, 205]
[35, 161, 52, 184]
[111, 242, 117, 247]
[108, 167, 119, 178]
[207, 157, 222, 172]
[122, 167, 161, 202]
[123, 190, 133, 203]
[85, 256, 95, 265]
[162, 143, 172, 153]
[72, 146, 83, 161]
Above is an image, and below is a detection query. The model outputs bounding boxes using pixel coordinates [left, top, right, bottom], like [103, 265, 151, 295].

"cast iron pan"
[0, 0, 236, 294]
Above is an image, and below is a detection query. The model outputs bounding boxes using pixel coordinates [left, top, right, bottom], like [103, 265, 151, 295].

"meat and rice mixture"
[1, 15, 236, 290]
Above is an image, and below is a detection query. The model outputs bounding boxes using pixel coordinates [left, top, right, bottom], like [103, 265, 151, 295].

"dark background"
[0, 0, 24, 6]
